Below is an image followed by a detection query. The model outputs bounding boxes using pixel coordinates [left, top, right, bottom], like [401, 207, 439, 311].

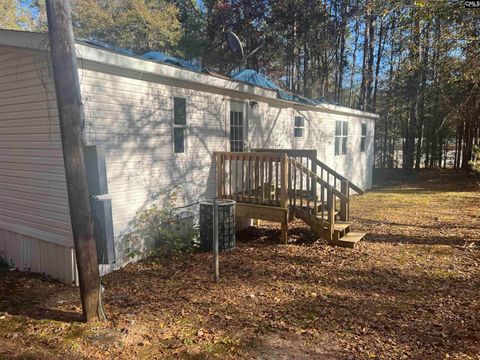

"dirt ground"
[1, 169, 479, 359]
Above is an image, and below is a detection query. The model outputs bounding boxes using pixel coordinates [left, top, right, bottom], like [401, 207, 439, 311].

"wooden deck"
[215, 149, 366, 248]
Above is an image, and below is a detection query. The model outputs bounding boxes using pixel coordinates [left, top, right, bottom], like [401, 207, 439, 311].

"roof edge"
[0, 29, 379, 120]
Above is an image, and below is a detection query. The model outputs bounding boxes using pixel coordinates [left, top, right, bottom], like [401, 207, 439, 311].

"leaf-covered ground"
[1, 169, 479, 359]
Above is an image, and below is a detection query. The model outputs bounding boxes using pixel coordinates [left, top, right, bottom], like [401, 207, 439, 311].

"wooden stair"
[293, 206, 365, 248]
[215, 149, 366, 248]
[331, 232, 366, 248]
[287, 156, 366, 249]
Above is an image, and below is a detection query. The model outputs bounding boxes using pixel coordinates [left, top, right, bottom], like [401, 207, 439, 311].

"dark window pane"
[342, 136, 347, 154]
[295, 116, 304, 127]
[232, 141, 243, 152]
[174, 97, 186, 125]
[362, 123, 367, 136]
[335, 121, 341, 136]
[343, 121, 348, 136]
[335, 137, 340, 156]
[294, 128, 304, 138]
[361, 137, 366, 152]
[230, 111, 244, 151]
[174, 127, 185, 153]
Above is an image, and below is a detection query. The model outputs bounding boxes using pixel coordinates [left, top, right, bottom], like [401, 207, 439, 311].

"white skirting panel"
[0, 228, 77, 285]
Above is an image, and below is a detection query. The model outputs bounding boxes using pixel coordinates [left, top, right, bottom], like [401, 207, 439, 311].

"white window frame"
[335, 120, 348, 156]
[294, 116, 305, 138]
[172, 96, 187, 154]
[360, 123, 367, 152]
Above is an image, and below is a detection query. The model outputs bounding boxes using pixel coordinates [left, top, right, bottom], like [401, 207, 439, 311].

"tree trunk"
[365, 13, 376, 111]
[404, 18, 420, 174]
[415, 23, 430, 169]
[349, 13, 360, 108]
[359, 4, 370, 110]
[336, 0, 347, 104]
[372, 16, 385, 112]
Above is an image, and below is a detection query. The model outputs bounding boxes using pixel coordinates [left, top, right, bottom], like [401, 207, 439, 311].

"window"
[173, 97, 186, 153]
[335, 120, 348, 156]
[230, 110, 244, 152]
[294, 116, 305, 138]
[360, 123, 367, 152]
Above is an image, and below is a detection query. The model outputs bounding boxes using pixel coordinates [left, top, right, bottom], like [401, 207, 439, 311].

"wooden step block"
[335, 232, 366, 248]
[333, 223, 349, 232]
[332, 222, 350, 241]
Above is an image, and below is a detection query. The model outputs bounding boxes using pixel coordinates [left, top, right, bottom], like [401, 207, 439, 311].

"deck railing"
[215, 150, 360, 242]
[253, 148, 364, 216]
[288, 157, 350, 239]
[215, 152, 288, 208]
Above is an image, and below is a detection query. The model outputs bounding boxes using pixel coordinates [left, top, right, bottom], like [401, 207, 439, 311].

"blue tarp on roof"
[79, 39, 203, 72]
[141, 51, 202, 72]
[232, 69, 334, 106]
[231, 69, 281, 91]
[78, 40, 336, 106]
[277, 90, 319, 105]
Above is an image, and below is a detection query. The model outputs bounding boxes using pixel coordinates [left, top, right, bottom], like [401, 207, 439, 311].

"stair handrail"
[289, 158, 349, 201]
[251, 148, 364, 196]
[314, 158, 364, 195]
[288, 157, 339, 241]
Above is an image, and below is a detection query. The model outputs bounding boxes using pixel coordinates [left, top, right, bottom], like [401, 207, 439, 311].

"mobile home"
[0, 30, 378, 283]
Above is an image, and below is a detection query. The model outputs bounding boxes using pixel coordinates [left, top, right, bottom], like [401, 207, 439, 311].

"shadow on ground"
[0, 270, 82, 323]
[0, 169, 479, 359]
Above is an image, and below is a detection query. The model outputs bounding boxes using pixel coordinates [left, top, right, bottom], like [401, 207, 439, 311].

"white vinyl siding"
[79, 67, 227, 265]
[0, 46, 75, 283]
[248, 108, 375, 191]
[0, 47, 72, 245]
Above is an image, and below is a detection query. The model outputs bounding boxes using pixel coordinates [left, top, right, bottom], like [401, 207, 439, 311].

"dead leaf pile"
[0, 169, 479, 359]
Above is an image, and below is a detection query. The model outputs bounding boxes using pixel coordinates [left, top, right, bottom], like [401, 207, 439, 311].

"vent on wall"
[84, 145, 115, 265]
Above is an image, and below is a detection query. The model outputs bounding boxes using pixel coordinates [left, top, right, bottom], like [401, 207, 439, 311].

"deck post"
[280, 154, 289, 244]
[340, 180, 349, 221]
[326, 187, 334, 242]
[310, 150, 317, 201]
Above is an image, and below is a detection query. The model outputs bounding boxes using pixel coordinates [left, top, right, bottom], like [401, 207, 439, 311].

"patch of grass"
[202, 337, 238, 355]
[64, 323, 94, 341]
[429, 268, 463, 279]
[0, 315, 29, 333]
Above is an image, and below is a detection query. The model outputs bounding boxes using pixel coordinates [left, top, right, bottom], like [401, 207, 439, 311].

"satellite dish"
[226, 31, 244, 59]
